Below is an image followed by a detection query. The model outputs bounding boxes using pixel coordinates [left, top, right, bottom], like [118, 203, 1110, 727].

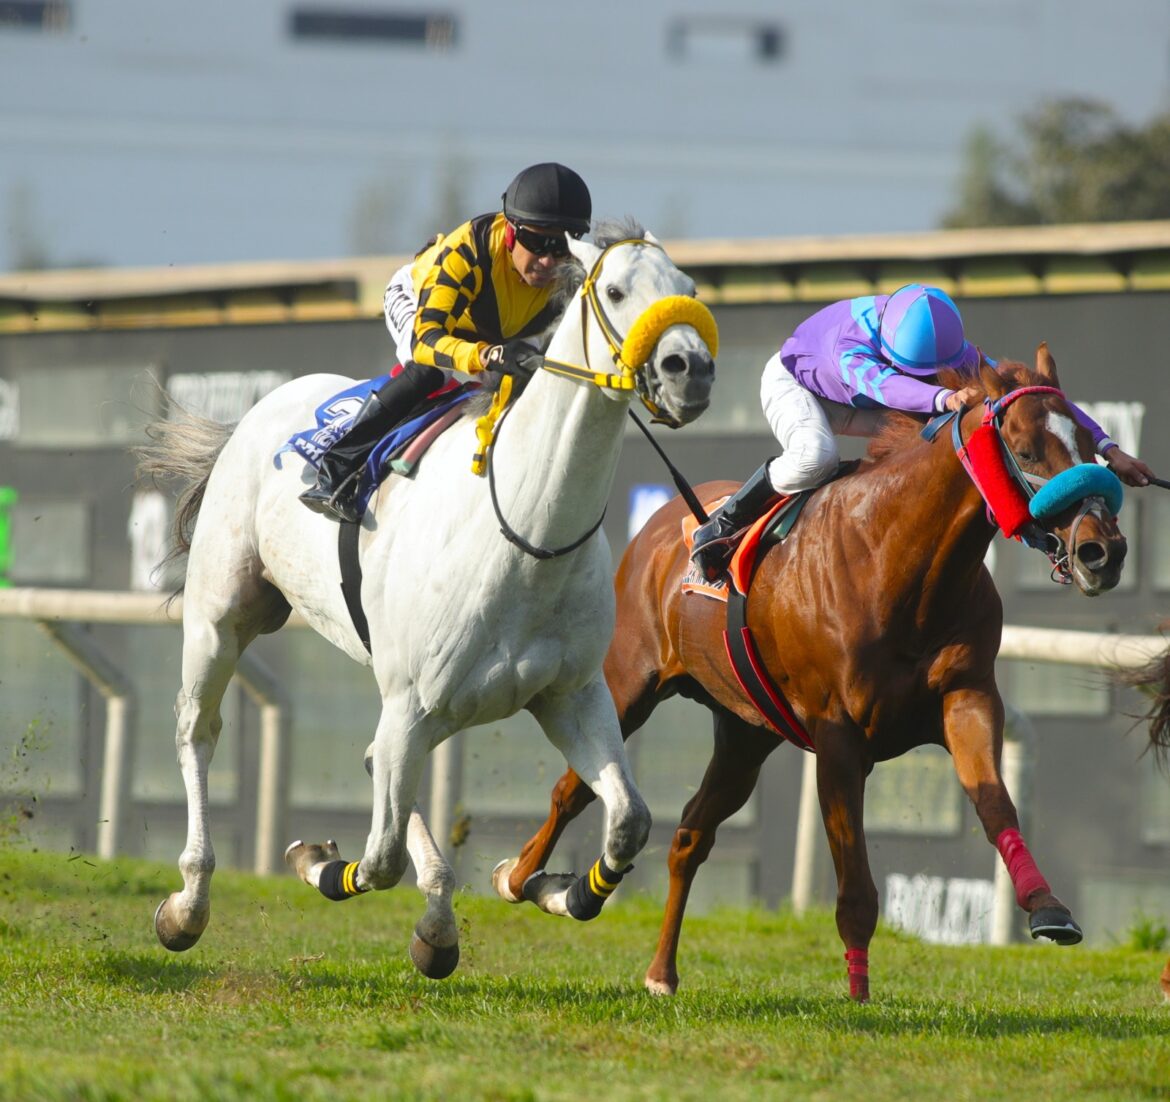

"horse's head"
[974, 345, 1127, 595]
[563, 221, 716, 427]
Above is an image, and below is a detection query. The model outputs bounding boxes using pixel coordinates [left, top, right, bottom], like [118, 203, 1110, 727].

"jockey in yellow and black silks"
[300, 162, 591, 522]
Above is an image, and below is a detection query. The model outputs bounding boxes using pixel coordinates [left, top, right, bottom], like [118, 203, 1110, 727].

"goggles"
[512, 224, 572, 259]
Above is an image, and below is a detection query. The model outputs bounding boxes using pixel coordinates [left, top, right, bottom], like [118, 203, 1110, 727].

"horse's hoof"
[644, 975, 678, 997]
[284, 838, 341, 883]
[1029, 907, 1083, 945]
[409, 932, 459, 979]
[520, 871, 575, 916]
[491, 858, 523, 903]
[154, 895, 206, 952]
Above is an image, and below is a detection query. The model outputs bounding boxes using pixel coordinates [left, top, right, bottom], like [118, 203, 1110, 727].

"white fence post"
[235, 651, 290, 875]
[37, 621, 135, 860]
[791, 750, 820, 915]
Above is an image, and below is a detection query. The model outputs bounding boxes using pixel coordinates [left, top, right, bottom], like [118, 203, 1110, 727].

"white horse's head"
[561, 220, 716, 427]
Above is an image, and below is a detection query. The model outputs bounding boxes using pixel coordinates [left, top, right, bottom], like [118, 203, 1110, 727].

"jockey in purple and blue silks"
[691, 284, 1154, 577]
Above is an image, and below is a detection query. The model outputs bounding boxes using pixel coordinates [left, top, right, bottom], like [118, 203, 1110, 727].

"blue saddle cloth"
[276, 373, 476, 515]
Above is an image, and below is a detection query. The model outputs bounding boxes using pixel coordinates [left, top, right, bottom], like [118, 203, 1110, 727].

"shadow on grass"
[94, 950, 230, 993]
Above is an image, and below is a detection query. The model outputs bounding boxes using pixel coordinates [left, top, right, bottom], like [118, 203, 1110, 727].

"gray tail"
[133, 398, 235, 593]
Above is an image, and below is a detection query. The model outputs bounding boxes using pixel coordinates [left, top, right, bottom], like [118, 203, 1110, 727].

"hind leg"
[155, 612, 248, 951]
[645, 710, 775, 995]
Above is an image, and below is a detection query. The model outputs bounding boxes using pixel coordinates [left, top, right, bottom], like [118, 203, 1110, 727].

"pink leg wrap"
[995, 828, 1051, 908]
[844, 948, 869, 1001]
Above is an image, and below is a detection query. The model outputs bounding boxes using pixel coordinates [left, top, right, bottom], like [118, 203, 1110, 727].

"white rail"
[0, 588, 462, 875]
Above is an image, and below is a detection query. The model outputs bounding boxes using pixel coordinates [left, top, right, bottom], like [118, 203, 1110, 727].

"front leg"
[815, 723, 878, 1002]
[492, 767, 597, 903]
[521, 676, 651, 920]
[943, 686, 1082, 944]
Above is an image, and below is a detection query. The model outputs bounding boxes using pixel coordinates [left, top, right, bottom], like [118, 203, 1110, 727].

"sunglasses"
[512, 224, 571, 259]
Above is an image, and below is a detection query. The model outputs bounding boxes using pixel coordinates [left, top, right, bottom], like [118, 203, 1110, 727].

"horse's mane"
[547, 216, 650, 303]
[866, 359, 1037, 461]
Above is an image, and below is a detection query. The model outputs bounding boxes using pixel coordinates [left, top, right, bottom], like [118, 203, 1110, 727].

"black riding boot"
[690, 461, 781, 579]
[300, 362, 444, 522]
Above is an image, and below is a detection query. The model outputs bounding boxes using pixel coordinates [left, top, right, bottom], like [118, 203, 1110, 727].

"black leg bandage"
[316, 860, 368, 901]
[565, 856, 629, 921]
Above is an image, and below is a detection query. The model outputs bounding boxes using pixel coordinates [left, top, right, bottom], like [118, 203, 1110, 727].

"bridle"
[488, 236, 719, 560]
[924, 385, 1123, 586]
[540, 238, 719, 426]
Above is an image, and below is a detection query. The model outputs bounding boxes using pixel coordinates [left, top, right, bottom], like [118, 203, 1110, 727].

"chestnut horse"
[1121, 640, 1170, 1001]
[493, 346, 1130, 1001]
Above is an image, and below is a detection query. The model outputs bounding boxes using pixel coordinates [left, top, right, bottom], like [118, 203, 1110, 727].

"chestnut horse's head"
[976, 344, 1127, 595]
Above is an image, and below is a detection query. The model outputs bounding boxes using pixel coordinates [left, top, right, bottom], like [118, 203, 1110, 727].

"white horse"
[138, 222, 718, 977]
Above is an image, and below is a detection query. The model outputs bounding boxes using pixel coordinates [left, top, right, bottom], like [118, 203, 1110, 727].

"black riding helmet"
[501, 162, 591, 236]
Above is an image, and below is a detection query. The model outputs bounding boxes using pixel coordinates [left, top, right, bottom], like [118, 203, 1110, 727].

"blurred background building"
[2, 0, 1170, 272]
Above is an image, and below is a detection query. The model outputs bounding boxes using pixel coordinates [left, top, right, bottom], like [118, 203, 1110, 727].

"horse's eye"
[606, 285, 625, 304]
[1018, 451, 1037, 465]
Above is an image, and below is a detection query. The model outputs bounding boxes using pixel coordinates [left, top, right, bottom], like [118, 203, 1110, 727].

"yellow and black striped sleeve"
[411, 220, 489, 376]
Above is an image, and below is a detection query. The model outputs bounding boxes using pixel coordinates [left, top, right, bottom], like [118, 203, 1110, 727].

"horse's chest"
[386, 575, 611, 718]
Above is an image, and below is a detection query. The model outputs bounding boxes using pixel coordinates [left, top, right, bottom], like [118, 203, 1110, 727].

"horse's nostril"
[660, 354, 685, 376]
[1075, 540, 1107, 571]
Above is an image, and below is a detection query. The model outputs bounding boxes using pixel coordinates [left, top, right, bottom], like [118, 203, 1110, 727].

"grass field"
[0, 844, 1166, 1102]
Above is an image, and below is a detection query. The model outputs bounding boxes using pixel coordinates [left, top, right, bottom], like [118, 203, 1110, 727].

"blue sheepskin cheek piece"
[1028, 463, 1124, 519]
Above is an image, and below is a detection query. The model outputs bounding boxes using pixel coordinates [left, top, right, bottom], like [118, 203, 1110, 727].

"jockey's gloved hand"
[486, 342, 543, 381]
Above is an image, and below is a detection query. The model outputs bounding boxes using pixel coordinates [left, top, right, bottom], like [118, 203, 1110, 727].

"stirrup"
[691, 531, 739, 580]
[300, 472, 361, 522]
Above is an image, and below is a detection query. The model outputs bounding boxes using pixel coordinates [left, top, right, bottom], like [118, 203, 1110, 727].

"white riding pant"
[759, 352, 887, 494]
[383, 262, 418, 369]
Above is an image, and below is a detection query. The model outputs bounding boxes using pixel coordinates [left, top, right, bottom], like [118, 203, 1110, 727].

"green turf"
[0, 845, 1166, 1102]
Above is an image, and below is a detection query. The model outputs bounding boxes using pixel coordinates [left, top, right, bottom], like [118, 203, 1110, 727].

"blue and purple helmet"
[878, 284, 976, 375]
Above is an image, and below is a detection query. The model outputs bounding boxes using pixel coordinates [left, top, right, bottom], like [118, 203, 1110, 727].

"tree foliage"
[941, 97, 1170, 228]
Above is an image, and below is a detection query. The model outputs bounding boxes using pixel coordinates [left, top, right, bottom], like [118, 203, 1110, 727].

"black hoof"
[409, 933, 459, 979]
[1029, 907, 1083, 945]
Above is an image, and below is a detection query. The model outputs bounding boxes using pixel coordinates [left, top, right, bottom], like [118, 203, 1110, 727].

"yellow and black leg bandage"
[566, 856, 629, 921]
[317, 860, 368, 901]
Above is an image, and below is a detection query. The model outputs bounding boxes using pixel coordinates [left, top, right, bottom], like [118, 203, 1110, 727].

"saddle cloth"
[275, 370, 477, 515]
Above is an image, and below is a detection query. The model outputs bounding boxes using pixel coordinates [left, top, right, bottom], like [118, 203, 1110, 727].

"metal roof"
[3, 221, 1169, 334]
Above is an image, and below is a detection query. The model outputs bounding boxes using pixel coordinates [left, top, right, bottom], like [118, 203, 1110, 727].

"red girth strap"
[722, 580, 813, 751]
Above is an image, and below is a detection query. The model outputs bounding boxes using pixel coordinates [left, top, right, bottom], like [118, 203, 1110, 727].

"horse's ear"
[644, 229, 661, 245]
[1035, 341, 1062, 387]
[979, 353, 1007, 399]
[568, 236, 601, 269]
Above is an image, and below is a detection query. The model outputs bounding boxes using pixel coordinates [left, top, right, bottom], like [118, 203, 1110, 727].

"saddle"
[681, 459, 858, 600]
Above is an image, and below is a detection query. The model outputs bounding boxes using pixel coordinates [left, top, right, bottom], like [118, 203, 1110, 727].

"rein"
[486, 237, 718, 559]
[922, 385, 1122, 585]
[486, 398, 606, 560]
